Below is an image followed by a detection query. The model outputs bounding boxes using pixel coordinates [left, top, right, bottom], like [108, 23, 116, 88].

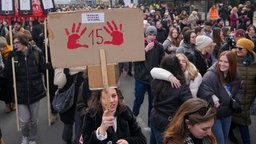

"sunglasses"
[186, 105, 210, 118]
[235, 47, 244, 51]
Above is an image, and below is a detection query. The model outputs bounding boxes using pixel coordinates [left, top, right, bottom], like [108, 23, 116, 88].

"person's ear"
[185, 119, 191, 129]
[185, 119, 190, 125]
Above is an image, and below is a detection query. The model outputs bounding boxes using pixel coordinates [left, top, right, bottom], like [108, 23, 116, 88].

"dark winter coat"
[232, 49, 256, 125]
[219, 5, 229, 20]
[134, 39, 165, 84]
[3, 44, 46, 104]
[194, 50, 212, 76]
[82, 106, 146, 144]
[151, 79, 192, 132]
[156, 28, 168, 44]
[58, 70, 84, 124]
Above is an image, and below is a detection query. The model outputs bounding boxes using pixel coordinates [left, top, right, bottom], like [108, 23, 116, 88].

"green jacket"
[232, 49, 256, 125]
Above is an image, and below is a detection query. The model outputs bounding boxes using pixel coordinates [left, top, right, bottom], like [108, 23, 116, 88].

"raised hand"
[98, 109, 115, 135]
[103, 21, 124, 45]
[65, 22, 88, 49]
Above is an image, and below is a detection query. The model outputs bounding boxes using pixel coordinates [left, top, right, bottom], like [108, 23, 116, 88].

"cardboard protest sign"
[47, 8, 145, 68]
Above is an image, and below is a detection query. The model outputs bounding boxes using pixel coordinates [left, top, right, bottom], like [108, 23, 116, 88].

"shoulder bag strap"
[223, 84, 232, 98]
[73, 74, 78, 84]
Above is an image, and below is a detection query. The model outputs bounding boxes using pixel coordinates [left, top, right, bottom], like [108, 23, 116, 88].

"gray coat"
[197, 64, 242, 118]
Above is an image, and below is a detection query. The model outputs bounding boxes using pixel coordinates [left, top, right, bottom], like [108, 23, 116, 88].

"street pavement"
[0, 75, 256, 143]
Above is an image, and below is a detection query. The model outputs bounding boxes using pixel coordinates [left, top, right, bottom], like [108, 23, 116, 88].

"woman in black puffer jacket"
[3, 33, 46, 144]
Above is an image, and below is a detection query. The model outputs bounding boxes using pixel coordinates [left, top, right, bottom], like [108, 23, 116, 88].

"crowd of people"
[0, 0, 256, 144]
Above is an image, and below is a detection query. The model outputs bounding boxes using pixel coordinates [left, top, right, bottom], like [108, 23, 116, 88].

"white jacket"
[150, 67, 202, 97]
[54, 66, 86, 89]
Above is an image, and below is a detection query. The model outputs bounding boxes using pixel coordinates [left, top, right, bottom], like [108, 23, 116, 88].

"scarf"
[0, 45, 11, 58]
[238, 53, 254, 65]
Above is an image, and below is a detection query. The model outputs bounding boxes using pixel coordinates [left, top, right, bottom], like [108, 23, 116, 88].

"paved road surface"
[0, 75, 255, 143]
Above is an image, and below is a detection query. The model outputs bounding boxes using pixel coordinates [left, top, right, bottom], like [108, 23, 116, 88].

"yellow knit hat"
[236, 38, 255, 52]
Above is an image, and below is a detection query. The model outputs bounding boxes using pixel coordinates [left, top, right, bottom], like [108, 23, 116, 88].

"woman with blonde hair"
[151, 53, 202, 97]
[230, 7, 239, 32]
[188, 11, 199, 29]
[164, 98, 217, 144]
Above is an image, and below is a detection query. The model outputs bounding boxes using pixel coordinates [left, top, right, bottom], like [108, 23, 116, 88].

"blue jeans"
[212, 116, 231, 144]
[133, 80, 153, 126]
[238, 124, 251, 144]
[150, 124, 163, 144]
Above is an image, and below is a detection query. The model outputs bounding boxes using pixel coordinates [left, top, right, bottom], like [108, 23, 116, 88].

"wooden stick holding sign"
[44, 19, 51, 126]
[10, 25, 20, 131]
[99, 49, 111, 115]
[47, 9, 145, 110]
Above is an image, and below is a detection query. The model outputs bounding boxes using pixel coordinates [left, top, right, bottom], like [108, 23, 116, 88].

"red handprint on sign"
[65, 23, 88, 49]
[103, 21, 124, 45]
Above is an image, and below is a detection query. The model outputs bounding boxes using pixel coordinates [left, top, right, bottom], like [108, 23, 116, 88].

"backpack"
[14, 45, 41, 66]
[31, 45, 41, 66]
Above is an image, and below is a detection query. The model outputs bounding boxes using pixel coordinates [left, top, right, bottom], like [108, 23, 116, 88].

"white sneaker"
[29, 141, 37, 144]
[21, 136, 28, 144]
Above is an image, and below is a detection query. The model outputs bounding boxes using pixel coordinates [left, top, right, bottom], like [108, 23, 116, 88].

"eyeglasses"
[235, 46, 244, 51]
[13, 42, 21, 45]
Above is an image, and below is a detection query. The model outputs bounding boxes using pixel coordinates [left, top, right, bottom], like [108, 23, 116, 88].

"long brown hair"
[168, 27, 180, 47]
[164, 98, 216, 144]
[215, 50, 237, 86]
[87, 88, 126, 117]
[212, 27, 223, 58]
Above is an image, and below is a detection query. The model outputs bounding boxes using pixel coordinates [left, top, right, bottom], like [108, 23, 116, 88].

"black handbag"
[52, 75, 77, 113]
[224, 84, 242, 113]
[230, 97, 242, 113]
